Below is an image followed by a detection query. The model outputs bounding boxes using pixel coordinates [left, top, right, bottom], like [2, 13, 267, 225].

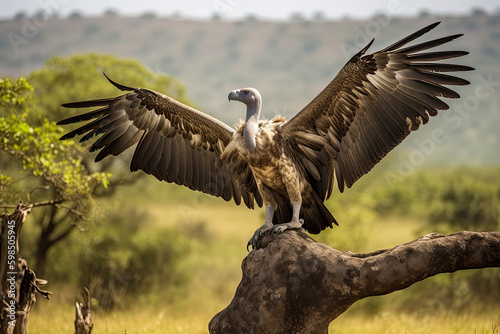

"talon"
[247, 220, 273, 251]
[272, 226, 282, 234]
[269, 219, 303, 235]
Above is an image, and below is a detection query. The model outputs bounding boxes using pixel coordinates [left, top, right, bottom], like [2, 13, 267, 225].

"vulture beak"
[228, 90, 240, 102]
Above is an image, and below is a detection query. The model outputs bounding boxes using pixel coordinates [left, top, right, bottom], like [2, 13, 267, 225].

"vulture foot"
[270, 219, 304, 234]
[247, 220, 273, 251]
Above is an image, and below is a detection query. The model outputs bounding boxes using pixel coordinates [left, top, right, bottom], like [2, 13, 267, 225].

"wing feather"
[58, 76, 262, 209]
[92, 122, 131, 157]
[282, 22, 473, 198]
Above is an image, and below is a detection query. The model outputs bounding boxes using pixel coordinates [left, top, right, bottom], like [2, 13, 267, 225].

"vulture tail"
[271, 188, 338, 234]
[300, 188, 338, 234]
[272, 193, 293, 226]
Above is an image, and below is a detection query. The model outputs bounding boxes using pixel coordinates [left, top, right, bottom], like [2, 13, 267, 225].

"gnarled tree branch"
[209, 229, 500, 334]
[1, 202, 51, 334]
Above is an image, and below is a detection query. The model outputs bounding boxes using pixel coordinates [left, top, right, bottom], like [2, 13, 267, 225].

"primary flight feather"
[58, 22, 473, 250]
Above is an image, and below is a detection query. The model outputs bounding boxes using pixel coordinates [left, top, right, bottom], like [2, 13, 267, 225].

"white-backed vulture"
[58, 22, 473, 249]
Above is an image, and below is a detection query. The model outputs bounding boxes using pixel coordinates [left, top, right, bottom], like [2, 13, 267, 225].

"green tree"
[0, 77, 109, 276]
[27, 53, 191, 125]
[1, 54, 194, 277]
[428, 173, 500, 231]
[70, 208, 192, 310]
[27, 53, 193, 195]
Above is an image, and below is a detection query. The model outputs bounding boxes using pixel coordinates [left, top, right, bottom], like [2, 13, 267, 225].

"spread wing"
[58, 75, 262, 209]
[282, 21, 473, 199]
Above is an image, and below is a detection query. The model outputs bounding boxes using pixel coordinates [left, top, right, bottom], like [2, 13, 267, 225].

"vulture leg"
[247, 206, 275, 251]
[270, 202, 304, 234]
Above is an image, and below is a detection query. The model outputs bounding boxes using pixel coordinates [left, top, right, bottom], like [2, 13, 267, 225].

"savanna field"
[1, 11, 499, 334]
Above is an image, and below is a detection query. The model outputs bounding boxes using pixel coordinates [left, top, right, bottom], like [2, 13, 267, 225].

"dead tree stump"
[1, 202, 51, 334]
[209, 229, 500, 334]
[75, 287, 93, 334]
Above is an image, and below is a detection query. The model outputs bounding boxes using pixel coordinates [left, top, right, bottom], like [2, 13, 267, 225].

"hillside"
[1, 14, 499, 165]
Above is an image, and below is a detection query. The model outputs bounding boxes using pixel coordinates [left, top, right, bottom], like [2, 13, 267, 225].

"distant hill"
[1, 14, 499, 166]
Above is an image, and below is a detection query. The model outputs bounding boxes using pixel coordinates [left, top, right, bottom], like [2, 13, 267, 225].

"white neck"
[243, 99, 261, 152]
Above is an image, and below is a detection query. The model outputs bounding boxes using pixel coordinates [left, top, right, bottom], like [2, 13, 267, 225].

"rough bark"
[209, 229, 500, 334]
[1, 202, 51, 334]
[75, 287, 93, 334]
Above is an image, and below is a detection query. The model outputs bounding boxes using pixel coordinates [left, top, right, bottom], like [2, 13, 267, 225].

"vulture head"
[228, 88, 261, 107]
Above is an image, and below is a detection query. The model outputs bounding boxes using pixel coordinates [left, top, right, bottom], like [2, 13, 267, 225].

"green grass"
[332, 311, 500, 334]
[364, 215, 422, 252]
[28, 300, 500, 333]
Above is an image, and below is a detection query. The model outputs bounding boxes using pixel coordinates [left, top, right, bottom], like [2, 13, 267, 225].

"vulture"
[58, 22, 473, 250]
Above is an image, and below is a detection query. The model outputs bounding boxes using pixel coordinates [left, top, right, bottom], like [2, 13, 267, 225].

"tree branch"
[0, 202, 51, 333]
[209, 229, 500, 334]
[31, 199, 63, 208]
[0, 199, 62, 210]
[47, 223, 75, 248]
[55, 203, 87, 221]
[352, 231, 500, 299]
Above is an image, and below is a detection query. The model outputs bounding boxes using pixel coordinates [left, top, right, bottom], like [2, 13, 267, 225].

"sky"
[1, 0, 499, 20]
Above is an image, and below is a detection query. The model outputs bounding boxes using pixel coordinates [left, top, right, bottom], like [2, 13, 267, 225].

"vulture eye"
[244, 90, 249, 95]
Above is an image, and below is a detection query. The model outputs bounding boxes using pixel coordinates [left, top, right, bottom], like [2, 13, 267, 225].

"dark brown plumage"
[58, 22, 473, 249]
[59, 78, 263, 210]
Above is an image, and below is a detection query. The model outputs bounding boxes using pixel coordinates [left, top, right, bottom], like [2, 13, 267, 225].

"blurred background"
[0, 0, 499, 333]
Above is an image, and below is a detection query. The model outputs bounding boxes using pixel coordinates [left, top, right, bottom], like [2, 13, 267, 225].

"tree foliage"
[69, 209, 192, 310]
[1, 77, 109, 211]
[26, 53, 194, 191]
[372, 169, 500, 231]
[1, 55, 196, 303]
[27, 53, 192, 125]
[0, 77, 111, 277]
[428, 174, 499, 231]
